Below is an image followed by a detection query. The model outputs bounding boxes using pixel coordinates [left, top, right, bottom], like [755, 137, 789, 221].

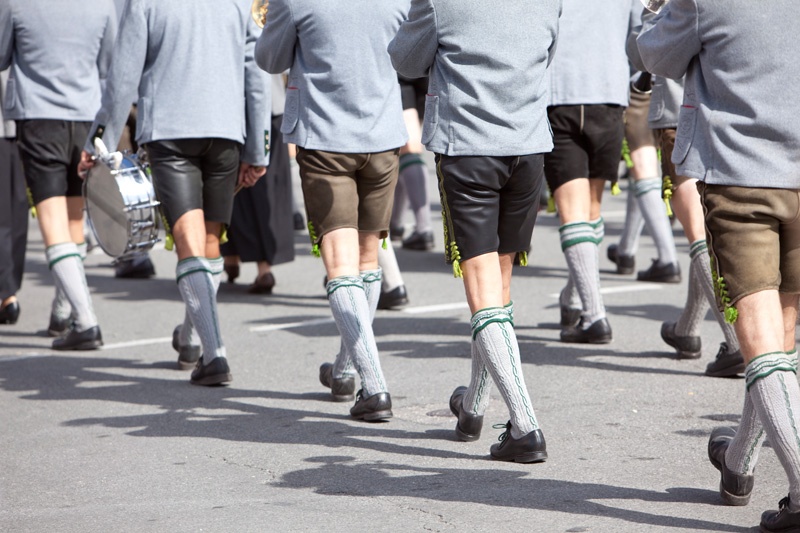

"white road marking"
[250, 317, 334, 333]
[102, 337, 173, 350]
[401, 302, 469, 315]
[547, 283, 663, 299]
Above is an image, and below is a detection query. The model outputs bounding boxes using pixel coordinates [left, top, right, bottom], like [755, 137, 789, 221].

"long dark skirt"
[221, 114, 295, 266]
[0, 138, 28, 300]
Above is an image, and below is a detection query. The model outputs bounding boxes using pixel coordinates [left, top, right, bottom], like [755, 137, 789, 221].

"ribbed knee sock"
[634, 177, 677, 265]
[178, 256, 223, 348]
[675, 241, 710, 337]
[560, 222, 605, 324]
[462, 302, 514, 416]
[176, 257, 225, 364]
[327, 275, 387, 396]
[333, 269, 382, 378]
[559, 278, 582, 313]
[51, 242, 88, 322]
[693, 241, 740, 352]
[618, 183, 644, 257]
[745, 351, 800, 510]
[46, 242, 97, 331]
[471, 307, 538, 439]
[399, 154, 432, 234]
[378, 244, 404, 292]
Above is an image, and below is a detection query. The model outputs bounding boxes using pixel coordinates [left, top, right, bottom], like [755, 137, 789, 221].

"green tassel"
[26, 188, 37, 218]
[622, 138, 633, 169]
[546, 195, 556, 214]
[611, 182, 621, 196]
[165, 233, 174, 251]
[219, 226, 228, 245]
[452, 259, 463, 278]
[311, 243, 321, 257]
[519, 251, 528, 267]
[724, 306, 738, 324]
[307, 221, 322, 258]
[382, 238, 388, 250]
[662, 176, 674, 216]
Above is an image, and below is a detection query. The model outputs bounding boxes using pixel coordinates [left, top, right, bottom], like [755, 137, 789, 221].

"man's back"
[256, 0, 409, 153]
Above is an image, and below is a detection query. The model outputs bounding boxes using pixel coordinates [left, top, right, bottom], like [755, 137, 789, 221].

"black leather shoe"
[708, 427, 754, 506]
[0, 301, 20, 324]
[378, 285, 409, 310]
[661, 321, 702, 359]
[490, 421, 547, 463]
[248, 272, 276, 294]
[47, 314, 72, 337]
[224, 264, 239, 284]
[761, 495, 800, 532]
[560, 317, 612, 344]
[560, 306, 581, 327]
[350, 390, 393, 421]
[52, 325, 103, 351]
[319, 362, 356, 402]
[705, 342, 746, 378]
[114, 255, 156, 279]
[402, 231, 434, 251]
[190, 356, 232, 386]
[293, 211, 305, 231]
[172, 325, 201, 370]
[637, 259, 681, 283]
[607, 244, 635, 275]
[449, 386, 483, 442]
[390, 225, 404, 242]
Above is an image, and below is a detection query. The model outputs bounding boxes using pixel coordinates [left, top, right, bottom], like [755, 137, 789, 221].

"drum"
[84, 153, 161, 259]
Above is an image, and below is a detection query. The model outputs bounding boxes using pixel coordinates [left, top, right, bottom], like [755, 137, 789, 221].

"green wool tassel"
[307, 221, 322, 258]
[611, 182, 621, 196]
[519, 251, 528, 267]
[546, 195, 556, 214]
[724, 306, 739, 324]
[452, 260, 463, 278]
[662, 176, 674, 217]
[382, 238, 388, 250]
[622, 138, 633, 169]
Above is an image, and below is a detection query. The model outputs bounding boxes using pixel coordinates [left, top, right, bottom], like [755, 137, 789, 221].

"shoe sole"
[491, 450, 548, 464]
[330, 393, 355, 402]
[616, 267, 635, 275]
[191, 373, 233, 386]
[455, 425, 481, 442]
[637, 275, 681, 283]
[661, 327, 702, 359]
[52, 339, 103, 351]
[177, 357, 200, 371]
[352, 409, 393, 422]
[708, 438, 751, 506]
[560, 334, 612, 344]
[705, 362, 746, 378]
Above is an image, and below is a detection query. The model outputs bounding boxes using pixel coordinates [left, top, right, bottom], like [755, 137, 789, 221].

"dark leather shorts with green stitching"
[435, 153, 544, 266]
[699, 181, 800, 311]
[297, 147, 399, 243]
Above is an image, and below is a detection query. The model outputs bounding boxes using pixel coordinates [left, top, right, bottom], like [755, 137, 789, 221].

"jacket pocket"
[4, 77, 16, 112]
[420, 94, 438, 145]
[672, 105, 696, 164]
[281, 87, 299, 134]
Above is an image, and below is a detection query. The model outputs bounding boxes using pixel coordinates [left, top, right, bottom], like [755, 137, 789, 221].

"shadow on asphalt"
[276, 456, 756, 532]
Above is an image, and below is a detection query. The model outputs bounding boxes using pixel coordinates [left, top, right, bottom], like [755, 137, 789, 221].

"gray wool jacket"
[0, 70, 13, 138]
[546, 0, 634, 107]
[255, 0, 409, 154]
[388, 0, 561, 157]
[0, 0, 118, 121]
[638, 0, 800, 188]
[88, 0, 269, 166]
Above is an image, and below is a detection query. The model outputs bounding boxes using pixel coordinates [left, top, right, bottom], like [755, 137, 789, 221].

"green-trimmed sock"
[176, 257, 226, 364]
[618, 183, 644, 257]
[560, 222, 605, 324]
[693, 240, 740, 352]
[46, 242, 97, 331]
[634, 177, 677, 265]
[333, 268, 382, 378]
[675, 240, 710, 337]
[179, 257, 223, 348]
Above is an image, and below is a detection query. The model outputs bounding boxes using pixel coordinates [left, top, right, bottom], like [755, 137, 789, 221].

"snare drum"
[84, 153, 161, 259]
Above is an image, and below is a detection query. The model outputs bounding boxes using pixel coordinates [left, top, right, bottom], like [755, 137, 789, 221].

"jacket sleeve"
[387, 0, 438, 79]
[97, 9, 118, 82]
[626, 9, 648, 73]
[637, 0, 701, 80]
[243, 21, 270, 167]
[0, 3, 13, 71]
[255, 0, 297, 74]
[86, 0, 148, 154]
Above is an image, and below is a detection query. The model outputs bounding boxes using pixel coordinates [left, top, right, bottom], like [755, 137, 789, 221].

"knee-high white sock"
[378, 243, 404, 292]
[471, 307, 538, 439]
[675, 241, 710, 337]
[694, 241, 740, 352]
[176, 257, 225, 364]
[178, 256, 223, 348]
[618, 183, 645, 257]
[559, 278, 582, 313]
[746, 351, 800, 510]
[333, 268, 382, 378]
[462, 301, 514, 416]
[327, 276, 387, 396]
[560, 222, 605, 324]
[634, 177, 677, 265]
[399, 154, 432, 234]
[46, 243, 97, 331]
[51, 242, 88, 322]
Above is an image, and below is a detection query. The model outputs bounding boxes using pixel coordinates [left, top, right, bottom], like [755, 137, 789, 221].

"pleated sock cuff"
[689, 239, 708, 259]
[176, 256, 212, 282]
[632, 177, 662, 197]
[746, 352, 798, 390]
[470, 307, 512, 339]
[326, 275, 364, 297]
[559, 222, 599, 251]
[46, 242, 81, 269]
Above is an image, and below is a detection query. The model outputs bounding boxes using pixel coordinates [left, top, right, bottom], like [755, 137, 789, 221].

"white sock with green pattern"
[634, 177, 677, 265]
[694, 241, 740, 352]
[51, 242, 88, 323]
[745, 351, 800, 510]
[471, 307, 538, 439]
[46, 243, 97, 331]
[327, 275, 387, 396]
[176, 257, 226, 364]
[560, 222, 605, 325]
[178, 257, 223, 348]
[675, 240, 710, 337]
[333, 269, 382, 378]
